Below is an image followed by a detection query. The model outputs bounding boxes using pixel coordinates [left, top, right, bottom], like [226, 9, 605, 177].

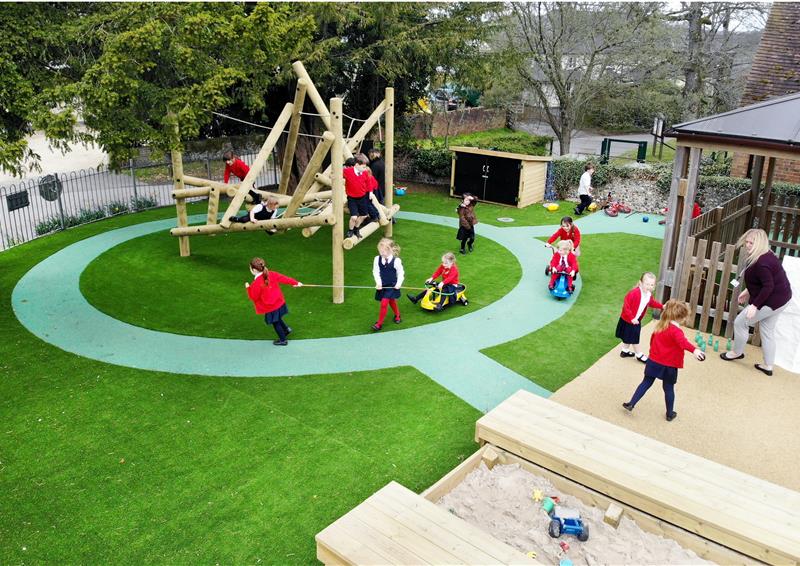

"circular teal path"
[12, 211, 664, 412]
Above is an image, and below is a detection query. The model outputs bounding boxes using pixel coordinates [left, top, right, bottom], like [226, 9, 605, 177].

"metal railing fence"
[0, 150, 279, 251]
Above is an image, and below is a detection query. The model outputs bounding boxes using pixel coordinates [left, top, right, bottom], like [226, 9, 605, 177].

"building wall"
[731, 3, 800, 183]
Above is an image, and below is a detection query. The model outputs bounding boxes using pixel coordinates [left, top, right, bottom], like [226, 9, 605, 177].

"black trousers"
[575, 194, 593, 214]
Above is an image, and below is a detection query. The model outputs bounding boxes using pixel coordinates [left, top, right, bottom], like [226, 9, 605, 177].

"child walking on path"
[245, 257, 302, 346]
[616, 272, 663, 363]
[574, 163, 594, 216]
[546, 216, 582, 256]
[372, 238, 404, 331]
[622, 300, 705, 422]
[456, 194, 478, 254]
[547, 240, 579, 292]
[408, 252, 462, 310]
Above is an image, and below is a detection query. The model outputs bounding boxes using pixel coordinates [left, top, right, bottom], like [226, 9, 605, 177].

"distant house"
[731, 3, 800, 183]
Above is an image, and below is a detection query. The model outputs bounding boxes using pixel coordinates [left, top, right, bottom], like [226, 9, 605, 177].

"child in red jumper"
[245, 257, 302, 346]
[548, 240, 579, 292]
[622, 300, 704, 421]
[343, 153, 371, 239]
[546, 216, 582, 256]
[372, 238, 404, 331]
[616, 272, 663, 363]
[223, 150, 261, 209]
[408, 252, 463, 310]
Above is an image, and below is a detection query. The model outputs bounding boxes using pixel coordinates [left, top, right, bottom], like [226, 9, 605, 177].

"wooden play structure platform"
[167, 61, 398, 303]
[316, 390, 800, 565]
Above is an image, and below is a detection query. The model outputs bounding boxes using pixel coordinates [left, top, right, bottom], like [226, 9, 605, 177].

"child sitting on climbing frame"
[343, 153, 371, 239]
[548, 240, 579, 293]
[230, 195, 280, 234]
[372, 238, 404, 331]
[408, 252, 463, 311]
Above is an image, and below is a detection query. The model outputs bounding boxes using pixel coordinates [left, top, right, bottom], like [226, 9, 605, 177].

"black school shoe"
[622, 402, 634, 411]
[407, 294, 418, 304]
[620, 351, 636, 358]
[666, 411, 678, 422]
[371, 323, 382, 331]
[754, 364, 773, 376]
[394, 316, 402, 324]
[273, 340, 288, 346]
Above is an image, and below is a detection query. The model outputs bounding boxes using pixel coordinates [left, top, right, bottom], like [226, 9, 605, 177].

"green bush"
[77, 208, 108, 223]
[131, 194, 159, 211]
[35, 217, 63, 236]
[106, 201, 130, 215]
[411, 147, 452, 176]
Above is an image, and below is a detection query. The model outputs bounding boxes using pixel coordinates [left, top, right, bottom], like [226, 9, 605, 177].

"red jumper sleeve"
[431, 265, 445, 280]
[224, 163, 232, 184]
[571, 226, 581, 248]
[674, 327, 696, 353]
[273, 272, 299, 287]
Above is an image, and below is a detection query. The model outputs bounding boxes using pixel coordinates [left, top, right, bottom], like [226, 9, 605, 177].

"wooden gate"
[674, 237, 761, 345]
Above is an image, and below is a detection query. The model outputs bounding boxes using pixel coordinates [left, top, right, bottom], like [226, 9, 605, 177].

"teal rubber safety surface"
[12, 210, 663, 412]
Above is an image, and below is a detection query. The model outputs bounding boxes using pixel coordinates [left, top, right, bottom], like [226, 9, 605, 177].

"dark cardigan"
[744, 252, 792, 310]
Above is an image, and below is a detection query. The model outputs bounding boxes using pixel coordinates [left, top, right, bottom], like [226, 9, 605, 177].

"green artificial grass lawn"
[0, 205, 479, 564]
[80, 219, 519, 338]
[483, 233, 662, 392]
[396, 189, 576, 227]
[1, 192, 658, 563]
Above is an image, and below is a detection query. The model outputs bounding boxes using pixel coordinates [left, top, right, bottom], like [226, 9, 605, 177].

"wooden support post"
[330, 98, 345, 304]
[206, 187, 220, 226]
[343, 204, 399, 249]
[481, 446, 500, 470]
[283, 131, 334, 219]
[170, 213, 334, 236]
[758, 157, 776, 230]
[183, 176, 238, 192]
[748, 155, 765, 228]
[604, 503, 624, 529]
[293, 61, 333, 131]
[219, 103, 293, 229]
[671, 147, 702, 300]
[170, 146, 190, 257]
[314, 173, 332, 187]
[278, 79, 308, 195]
[709, 206, 724, 244]
[656, 146, 690, 302]
[384, 86, 395, 237]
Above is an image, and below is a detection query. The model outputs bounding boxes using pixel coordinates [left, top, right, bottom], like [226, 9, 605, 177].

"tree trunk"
[558, 106, 572, 155]
[682, 3, 704, 120]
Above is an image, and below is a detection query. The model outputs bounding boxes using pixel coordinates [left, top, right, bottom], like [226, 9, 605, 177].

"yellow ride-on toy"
[419, 282, 468, 311]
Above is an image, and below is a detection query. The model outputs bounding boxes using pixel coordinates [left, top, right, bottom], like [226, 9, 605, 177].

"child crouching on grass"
[616, 272, 663, 363]
[622, 299, 704, 422]
[245, 257, 302, 346]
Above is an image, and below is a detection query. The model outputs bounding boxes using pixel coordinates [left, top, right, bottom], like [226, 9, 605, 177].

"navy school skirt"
[264, 303, 288, 324]
[615, 317, 642, 344]
[456, 226, 475, 241]
[644, 358, 678, 384]
[375, 287, 401, 300]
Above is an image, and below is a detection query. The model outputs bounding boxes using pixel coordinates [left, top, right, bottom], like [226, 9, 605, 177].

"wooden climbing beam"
[170, 213, 335, 236]
[283, 131, 334, 219]
[278, 79, 308, 195]
[219, 103, 293, 229]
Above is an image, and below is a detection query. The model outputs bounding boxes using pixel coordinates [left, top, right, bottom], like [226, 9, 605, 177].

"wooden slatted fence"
[762, 193, 800, 259]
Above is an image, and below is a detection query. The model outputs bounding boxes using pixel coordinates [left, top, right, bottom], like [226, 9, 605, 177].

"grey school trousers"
[733, 303, 788, 366]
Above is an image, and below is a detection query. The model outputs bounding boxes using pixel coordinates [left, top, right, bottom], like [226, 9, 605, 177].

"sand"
[552, 321, 800, 492]
[437, 463, 713, 566]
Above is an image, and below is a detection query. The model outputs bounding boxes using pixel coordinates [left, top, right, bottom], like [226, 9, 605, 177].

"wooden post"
[206, 187, 220, 226]
[709, 206, 724, 244]
[384, 87, 395, 237]
[671, 147, 702, 300]
[168, 115, 190, 257]
[343, 205, 400, 249]
[656, 146, 690, 302]
[293, 61, 332, 131]
[170, 213, 334, 236]
[757, 157, 776, 230]
[747, 155, 765, 228]
[219, 103, 293, 228]
[278, 79, 308, 195]
[283, 131, 334, 219]
[330, 98, 345, 304]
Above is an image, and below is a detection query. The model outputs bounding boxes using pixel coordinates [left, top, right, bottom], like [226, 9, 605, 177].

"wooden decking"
[475, 390, 800, 565]
[315, 481, 538, 565]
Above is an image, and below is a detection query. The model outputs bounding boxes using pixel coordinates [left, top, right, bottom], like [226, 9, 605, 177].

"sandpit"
[436, 463, 713, 565]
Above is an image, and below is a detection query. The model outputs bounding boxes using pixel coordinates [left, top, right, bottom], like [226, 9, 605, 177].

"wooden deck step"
[316, 481, 539, 565]
[475, 390, 800, 566]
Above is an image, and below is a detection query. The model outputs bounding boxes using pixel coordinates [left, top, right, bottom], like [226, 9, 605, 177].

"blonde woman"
[720, 229, 792, 375]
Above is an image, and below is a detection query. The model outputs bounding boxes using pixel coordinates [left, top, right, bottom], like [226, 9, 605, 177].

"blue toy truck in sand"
[548, 506, 589, 541]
